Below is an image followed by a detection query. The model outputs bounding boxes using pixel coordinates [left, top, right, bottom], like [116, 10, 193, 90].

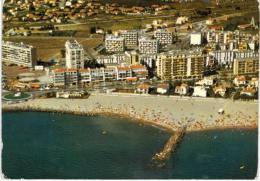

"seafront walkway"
[92, 92, 259, 104]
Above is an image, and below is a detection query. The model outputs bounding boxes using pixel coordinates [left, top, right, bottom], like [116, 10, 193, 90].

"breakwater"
[152, 126, 186, 167]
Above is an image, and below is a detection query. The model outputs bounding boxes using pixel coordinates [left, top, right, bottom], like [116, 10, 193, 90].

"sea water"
[2, 112, 257, 179]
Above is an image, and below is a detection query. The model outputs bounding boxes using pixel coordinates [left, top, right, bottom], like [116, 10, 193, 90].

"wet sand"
[2, 93, 258, 133]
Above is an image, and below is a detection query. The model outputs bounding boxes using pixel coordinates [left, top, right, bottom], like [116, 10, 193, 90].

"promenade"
[2, 93, 258, 132]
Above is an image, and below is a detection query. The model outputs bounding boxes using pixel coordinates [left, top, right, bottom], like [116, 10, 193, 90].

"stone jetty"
[151, 126, 186, 168]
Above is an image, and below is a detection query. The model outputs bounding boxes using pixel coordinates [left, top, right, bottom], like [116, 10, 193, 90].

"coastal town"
[2, 0, 259, 179]
[2, 0, 259, 128]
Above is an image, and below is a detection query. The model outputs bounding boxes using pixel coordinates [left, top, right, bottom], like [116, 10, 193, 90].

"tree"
[90, 27, 96, 34]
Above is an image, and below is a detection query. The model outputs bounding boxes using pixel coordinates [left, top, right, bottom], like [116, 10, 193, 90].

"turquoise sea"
[2, 112, 258, 179]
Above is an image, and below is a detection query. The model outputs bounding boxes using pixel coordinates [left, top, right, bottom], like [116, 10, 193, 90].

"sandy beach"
[2, 93, 258, 132]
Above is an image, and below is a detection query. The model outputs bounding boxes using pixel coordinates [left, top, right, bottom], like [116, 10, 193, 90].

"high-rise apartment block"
[65, 40, 84, 69]
[2, 41, 37, 67]
[138, 37, 159, 54]
[105, 35, 125, 53]
[156, 50, 205, 80]
[154, 29, 173, 45]
[233, 57, 259, 75]
[119, 30, 138, 48]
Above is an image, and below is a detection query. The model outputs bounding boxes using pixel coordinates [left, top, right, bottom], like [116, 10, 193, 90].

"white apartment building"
[138, 37, 159, 54]
[52, 65, 148, 85]
[139, 54, 157, 69]
[190, 33, 202, 45]
[206, 30, 224, 44]
[96, 53, 130, 66]
[105, 35, 125, 53]
[119, 30, 138, 48]
[65, 40, 84, 69]
[2, 41, 37, 67]
[209, 50, 258, 65]
[154, 29, 173, 45]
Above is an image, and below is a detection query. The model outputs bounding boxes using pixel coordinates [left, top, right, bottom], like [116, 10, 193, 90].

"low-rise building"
[195, 77, 215, 86]
[136, 83, 150, 94]
[65, 69, 78, 86]
[90, 68, 105, 82]
[130, 64, 148, 80]
[156, 83, 169, 94]
[240, 87, 257, 97]
[79, 68, 91, 83]
[116, 66, 132, 80]
[233, 75, 246, 87]
[192, 86, 207, 97]
[175, 83, 189, 95]
[213, 86, 227, 97]
[52, 68, 66, 86]
[104, 66, 117, 81]
[190, 33, 202, 45]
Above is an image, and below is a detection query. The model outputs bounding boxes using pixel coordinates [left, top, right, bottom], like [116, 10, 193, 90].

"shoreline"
[2, 95, 258, 133]
[2, 108, 257, 133]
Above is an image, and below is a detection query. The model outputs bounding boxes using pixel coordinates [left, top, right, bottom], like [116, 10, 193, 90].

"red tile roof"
[53, 68, 66, 73]
[130, 64, 146, 69]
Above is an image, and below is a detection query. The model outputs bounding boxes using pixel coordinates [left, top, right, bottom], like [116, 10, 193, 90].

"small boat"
[240, 165, 245, 169]
[102, 131, 107, 135]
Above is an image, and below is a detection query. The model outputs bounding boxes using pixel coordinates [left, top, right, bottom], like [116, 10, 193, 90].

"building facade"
[2, 41, 37, 67]
[190, 33, 202, 45]
[105, 35, 125, 53]
[156, 50, 205, 80]
[233, 57, 259, 75]
[119, 30, 138, 48]
[138, 37, 159, 54]
[65, 40, 84, 69]
[154, 29, 173, 45]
